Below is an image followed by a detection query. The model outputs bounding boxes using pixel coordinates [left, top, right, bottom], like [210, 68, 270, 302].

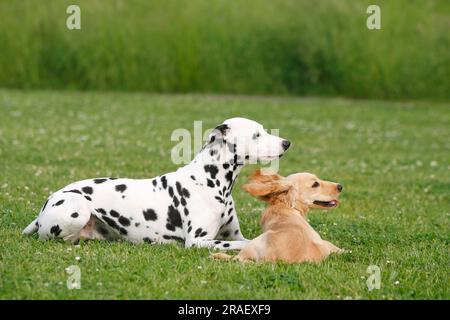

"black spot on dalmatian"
[42, 199, 49, 211]
[85, 196, 92, 201]
[110, 210, 120, 218]
[94, 178, 108, 184]
[109, 177, 118, 180]
[215, 196, 224, 204]
[231, 143, 237, 153]
[216, 180, 220, 187]
[204, 165, 219, 179]
[188, 221, 191, 226]
[102, 216, 127, 235]
[207, 179, 215, 188]
[143, 237, 153, 244]
[96, 208, 106, 215]
[118, 216, 131, 227]
[226, 216, 234, 225]
[152, 179, 157, 186]
[176, 182, 183, 196]
[222, 231, 230, 238]
[195, 228, 208, 238]
[135, 222, 141, 227]
[223, 243, 230, 248]
[182, 188, 190, 198]
[195, 228, 203, 237]
[223, 164, 230, 170]
[190, 175, 196, 181]
[63, 189, 82, 195]
[71, 212, 79, 218]
[234, 230, 239, 235]
[115, 184, 127, 193]
[173, 196, 180, 207]
[214, 240, 222, 244]
[225, 171, 233, 182]
[161, 176, 168, 189]
[168, 187, 174, 197]
[53, 200, 64, 207]
[50, 225, 62, 237]
[163, 235, 185, 243]
[221, 212, 225, 218]
[82, 186, 93, 195]
[229, 177, 237, 190]
[166, 206, 182, 231]
[143, 209, 157, 221]
[180, 197, 187, 206]
[188, 226, 192, 233]
[228, 208, 233, 215]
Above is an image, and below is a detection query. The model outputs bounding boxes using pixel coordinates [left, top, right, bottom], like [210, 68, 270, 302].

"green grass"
[0, 89, 449, 299]
[0, 0, 449, 99]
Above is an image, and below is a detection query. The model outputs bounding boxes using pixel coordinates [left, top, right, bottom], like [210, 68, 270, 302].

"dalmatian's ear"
[209, 124, 230, 143]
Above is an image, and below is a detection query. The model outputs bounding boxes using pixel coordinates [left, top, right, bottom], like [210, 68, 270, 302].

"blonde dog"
[213, 169, 344, 263]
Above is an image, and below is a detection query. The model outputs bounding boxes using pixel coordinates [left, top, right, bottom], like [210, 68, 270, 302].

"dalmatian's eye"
[253, 132, 261, 139]
[312, 181, 320, 188]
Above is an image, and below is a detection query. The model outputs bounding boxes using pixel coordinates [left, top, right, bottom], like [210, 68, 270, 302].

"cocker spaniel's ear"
[242, 169, 290, 200]
[248, 169, 283, 184]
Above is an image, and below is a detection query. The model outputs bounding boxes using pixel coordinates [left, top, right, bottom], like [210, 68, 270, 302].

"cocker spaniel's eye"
[312, 181, 320, 188]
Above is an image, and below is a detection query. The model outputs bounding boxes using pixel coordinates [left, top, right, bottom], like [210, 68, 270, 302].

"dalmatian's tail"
[22, 218, 38, 235]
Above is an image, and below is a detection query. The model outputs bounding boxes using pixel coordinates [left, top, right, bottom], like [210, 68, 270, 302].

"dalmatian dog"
[23, 117, 291, 250]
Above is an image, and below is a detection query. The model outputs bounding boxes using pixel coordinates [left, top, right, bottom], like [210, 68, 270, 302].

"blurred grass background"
[0, 0, 448, 100]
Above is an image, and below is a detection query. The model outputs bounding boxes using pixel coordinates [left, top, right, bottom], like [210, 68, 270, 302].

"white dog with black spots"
[23, 117, 291, 250]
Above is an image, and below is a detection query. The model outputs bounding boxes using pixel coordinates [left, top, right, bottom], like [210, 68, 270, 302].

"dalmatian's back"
[26, 174, 201, 244]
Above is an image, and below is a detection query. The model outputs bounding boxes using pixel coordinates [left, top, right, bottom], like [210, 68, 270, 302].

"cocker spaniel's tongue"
[329, 200, 338, 207]
[313, 200, 339, 207]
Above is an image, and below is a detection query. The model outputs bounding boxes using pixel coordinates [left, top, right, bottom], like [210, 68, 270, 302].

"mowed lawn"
[0, 89, 448, 299]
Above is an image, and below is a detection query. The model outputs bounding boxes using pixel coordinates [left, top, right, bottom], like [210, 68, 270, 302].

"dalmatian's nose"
[282, 140, 291, 151]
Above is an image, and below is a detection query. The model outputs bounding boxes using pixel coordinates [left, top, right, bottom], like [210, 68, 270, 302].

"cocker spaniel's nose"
[282, 140, 291, 151]
[337, 184, 343, 192]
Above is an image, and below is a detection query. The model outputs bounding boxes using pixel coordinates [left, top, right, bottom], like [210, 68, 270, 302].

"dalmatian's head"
[206, 118, 291, 165]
